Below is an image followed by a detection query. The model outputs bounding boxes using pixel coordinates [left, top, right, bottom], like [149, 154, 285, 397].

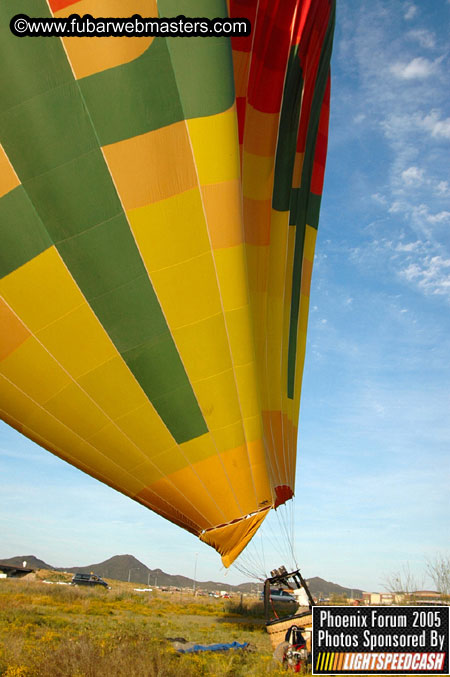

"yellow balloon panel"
[0, 0, 335, 564]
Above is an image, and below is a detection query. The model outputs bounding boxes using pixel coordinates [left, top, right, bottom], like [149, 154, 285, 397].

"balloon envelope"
[0, 0, 334, 566]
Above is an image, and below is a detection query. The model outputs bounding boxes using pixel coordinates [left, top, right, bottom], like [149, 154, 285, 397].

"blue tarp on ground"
[176, 641, 249, 654]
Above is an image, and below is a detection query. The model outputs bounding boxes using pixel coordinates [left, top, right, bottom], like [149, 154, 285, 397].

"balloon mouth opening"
[274, 485, 294, 508]
[199, 506, 271, 567]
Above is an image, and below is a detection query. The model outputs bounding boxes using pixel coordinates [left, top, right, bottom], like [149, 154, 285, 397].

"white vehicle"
[261, 588, 297, 604]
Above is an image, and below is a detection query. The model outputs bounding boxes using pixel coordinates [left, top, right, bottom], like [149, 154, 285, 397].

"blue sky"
[1, 0, 449, 592]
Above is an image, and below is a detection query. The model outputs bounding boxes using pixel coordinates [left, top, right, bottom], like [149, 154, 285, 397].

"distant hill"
[0, 555, 53, 570]
[0, 553, 237, 591]
[306, 576, 363, 598]
[60, 554, 207, 589]
[62, 554, 149, 581]
[0, 554, 362, 596]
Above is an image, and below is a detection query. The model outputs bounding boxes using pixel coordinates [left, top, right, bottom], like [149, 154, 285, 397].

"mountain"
[0, 555, 53, 570]
[0, 554, 362, 596]
[60, 554, 224, 590]
[62, 554, 150, 582]
[306, 576, 363, 598]
[0, 553, 236, 591]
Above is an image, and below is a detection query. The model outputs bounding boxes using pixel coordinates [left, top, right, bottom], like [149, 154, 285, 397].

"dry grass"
[1, 581, 416, 676]
[0, 579, 286, 676]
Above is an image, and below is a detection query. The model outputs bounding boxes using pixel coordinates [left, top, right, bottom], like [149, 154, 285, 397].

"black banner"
[312, 606, 449, 674]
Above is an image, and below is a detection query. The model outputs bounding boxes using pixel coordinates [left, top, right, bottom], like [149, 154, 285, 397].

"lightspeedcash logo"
[312, 606, 449, 674]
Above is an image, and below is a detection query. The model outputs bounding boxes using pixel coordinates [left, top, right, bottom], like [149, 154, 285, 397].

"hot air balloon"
[0, 0, 335, 567]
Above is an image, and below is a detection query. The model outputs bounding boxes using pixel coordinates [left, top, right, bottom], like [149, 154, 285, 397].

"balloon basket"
[266, 612, 312, 651]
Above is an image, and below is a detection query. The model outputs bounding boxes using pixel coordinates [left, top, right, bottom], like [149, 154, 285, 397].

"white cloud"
[372, 401, 386, 416]
[435, 181, 449, 196]
[382, 111, 450, 142]
[420, 110, 450, 139]
[336, 0, 449, 237]
[380, 114, 415, 139]
[372, 192, 388, 206]
[404, 3, 418, 20]
[403, 2, 417, 21]
[383, 198, 449, 239]
[407, 29, 435, 49]
[401, 256, 450, 296]
[395, 241, 423, 253]
[346, 235, 450, 300]
[391, 57, 436, 79]
[389, 201, 404, 214]
[427, 211, 450, 224]
[412, 204, 450, 226]
[401, 166, 424, 184]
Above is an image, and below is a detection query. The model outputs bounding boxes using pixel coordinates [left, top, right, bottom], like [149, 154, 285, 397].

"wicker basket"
[266, 612, 312, 650]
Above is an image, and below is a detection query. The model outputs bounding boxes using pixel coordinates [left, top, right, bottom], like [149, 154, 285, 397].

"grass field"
[0, 576, 423, 676]
[0, 577, 288, 676]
